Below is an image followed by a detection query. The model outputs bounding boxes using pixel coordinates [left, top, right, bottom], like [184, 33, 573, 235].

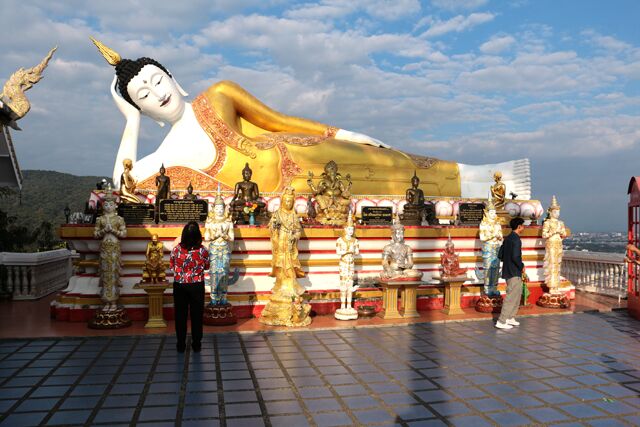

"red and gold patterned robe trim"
[137, 167, 232, 191]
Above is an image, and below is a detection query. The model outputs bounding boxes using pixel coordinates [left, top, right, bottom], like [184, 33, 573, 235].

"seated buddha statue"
[440, 235, 467, 279]
[307, 161, 352, 225]
[183, 182, 198, 200]
[91, 38, 532, 200]
[381, 220, 422, 280]
[401, 171, 427, 225]
[230, 163, 266, 223]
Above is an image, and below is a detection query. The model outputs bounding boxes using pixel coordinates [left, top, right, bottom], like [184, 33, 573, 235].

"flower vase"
[249, 213, 255, 225]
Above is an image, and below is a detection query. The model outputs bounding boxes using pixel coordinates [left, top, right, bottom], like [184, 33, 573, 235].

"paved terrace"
[1, 311, 639, 427]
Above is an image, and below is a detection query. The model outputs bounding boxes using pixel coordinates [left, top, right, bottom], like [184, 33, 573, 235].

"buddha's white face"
[551, 209, 560, 219]
[214, 204, 225, 217]
[127, 64, 185, 124]
[345, 226, 354, 238]
[488, 209, 497, 221]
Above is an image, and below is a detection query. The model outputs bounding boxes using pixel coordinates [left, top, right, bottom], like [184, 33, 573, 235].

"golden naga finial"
[90, 36, 121, 66]
[0, 46, 57, 119]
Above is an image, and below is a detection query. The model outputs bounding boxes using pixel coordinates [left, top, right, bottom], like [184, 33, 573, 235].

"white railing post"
[561, 250, 626, 298]
[0, 249, 74, 300]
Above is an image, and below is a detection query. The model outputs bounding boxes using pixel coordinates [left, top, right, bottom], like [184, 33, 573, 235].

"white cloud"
[419, 13, 495, 38]
[480, 35, 516, 54]
[431, 0, 489, 12]
[583, 30, 632, 53]
[511, 101, 577, 117]
[285, 0, 420, 21]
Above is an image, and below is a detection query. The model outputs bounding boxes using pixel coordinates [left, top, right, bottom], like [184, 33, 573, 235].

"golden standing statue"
[490, 171, 507, 210]
[542, 196, 566, 293]
[260, 187, 311, 327]
[142, 234, 167, 283]
[119, 158, 140, 203]
[307, 161, 352, 225]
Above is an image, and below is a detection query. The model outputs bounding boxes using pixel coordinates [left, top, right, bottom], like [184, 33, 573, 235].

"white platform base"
[334, 308, 359, 320]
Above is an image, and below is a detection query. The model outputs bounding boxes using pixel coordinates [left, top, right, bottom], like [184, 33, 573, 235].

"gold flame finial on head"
[446, 231, 454, 247]
[549, 195, 560, 211]
[485, 194, 496, 212]
[214, 183, 224, 207]
[90, 36, 121, 66]
[347, 210, 354, 228]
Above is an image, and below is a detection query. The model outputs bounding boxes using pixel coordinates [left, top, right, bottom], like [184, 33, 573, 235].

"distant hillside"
[0, 170, 102, 230]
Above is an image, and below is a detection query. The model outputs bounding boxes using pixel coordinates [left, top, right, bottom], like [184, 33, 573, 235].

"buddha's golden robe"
[139, 82, 461, 196]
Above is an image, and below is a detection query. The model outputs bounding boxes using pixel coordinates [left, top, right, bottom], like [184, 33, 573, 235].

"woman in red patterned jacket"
[170, 221, 210, 353]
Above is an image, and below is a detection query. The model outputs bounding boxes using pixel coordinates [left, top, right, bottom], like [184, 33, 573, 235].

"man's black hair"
[510, 217, 525, 230]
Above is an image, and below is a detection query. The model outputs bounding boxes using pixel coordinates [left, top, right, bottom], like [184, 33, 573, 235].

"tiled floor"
[1, 311, 639, 426]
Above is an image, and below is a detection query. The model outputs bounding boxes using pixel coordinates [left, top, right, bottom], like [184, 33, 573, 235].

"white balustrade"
[562, 250, 627, 298]
[0, 249, 76, 300]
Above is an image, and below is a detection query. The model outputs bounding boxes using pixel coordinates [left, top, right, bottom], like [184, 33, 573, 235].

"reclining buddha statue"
[91, 37, 531, 199]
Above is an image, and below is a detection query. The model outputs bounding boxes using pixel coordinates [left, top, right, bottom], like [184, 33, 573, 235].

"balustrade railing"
[0, 249, 75, 300]
[562, 250, 627, 298]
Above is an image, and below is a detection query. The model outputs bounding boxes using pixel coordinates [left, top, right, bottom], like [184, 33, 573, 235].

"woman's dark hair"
[180, 221, 202, 250]
[115, 57, 172, 110]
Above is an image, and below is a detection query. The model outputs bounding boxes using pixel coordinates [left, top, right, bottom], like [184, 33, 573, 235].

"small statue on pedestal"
[401, 171, 427, 225]
[183, 182, 198, 200]
[538, 196, 569, 308]
[154, 164, 170, 222]
[89, 188, 131, 328]
[260, 187, 311, 327]
[335, 215, 359, 320]
[307, 160, 352, 226]
[381, 219, 422, 280]
[475, 199, 504, 313]
[204, 189, 239, 320]
[230, 163, 266, 224]
[440, 235, 467, 279]
[491, 171, 506, 210]
[142, 234, 167, 283]
[119, 158, 140, 204]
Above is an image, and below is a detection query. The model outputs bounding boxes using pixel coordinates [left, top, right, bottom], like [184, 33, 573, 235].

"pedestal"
[537, 292, 569, 309]
[134, 281, 171, 328]
[439, 277, 467, 315]
[88, 307, 132, 329]
[204, 303, 237, 325]
[475, 294, 503, 313]
[378, 277, 422, 319]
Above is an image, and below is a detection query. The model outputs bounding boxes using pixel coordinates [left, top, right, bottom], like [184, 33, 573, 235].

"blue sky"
[1, 0, 639, 232]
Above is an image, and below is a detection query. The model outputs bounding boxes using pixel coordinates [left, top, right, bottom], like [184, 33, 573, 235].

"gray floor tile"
[47, 409, 92, 426]
[304, 397, 342, 412]
[269, 414, 311, 427]
[524, 407, 570, 423]
[265, 400, 303, 415]
[312, 412, 353, 427]
[225, 402, 262, 417]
